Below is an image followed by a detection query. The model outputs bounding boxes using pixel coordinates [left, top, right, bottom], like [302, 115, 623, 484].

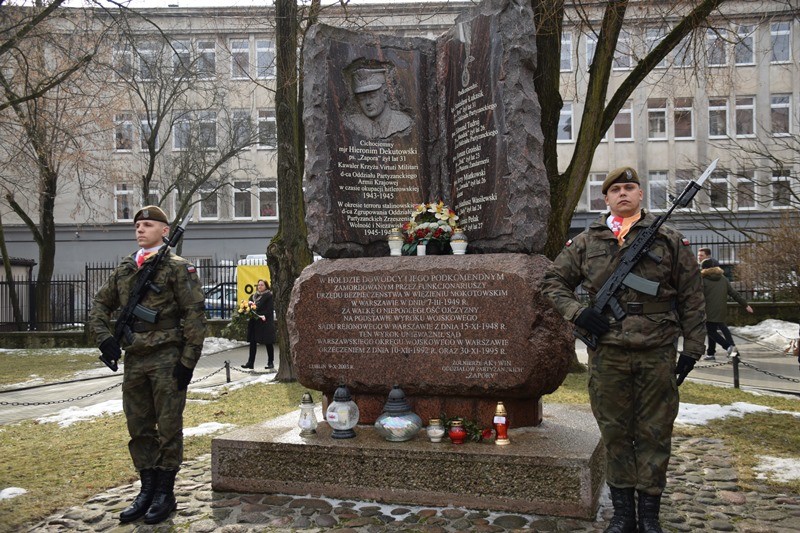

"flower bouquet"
[237, 300, 260, 320]
[401, 201, 459, 255]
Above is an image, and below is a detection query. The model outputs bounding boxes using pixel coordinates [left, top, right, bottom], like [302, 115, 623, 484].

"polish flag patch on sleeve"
[565, 239, 573, 247]
[681, 238, 691, 246]
[186, 265, 197, 274]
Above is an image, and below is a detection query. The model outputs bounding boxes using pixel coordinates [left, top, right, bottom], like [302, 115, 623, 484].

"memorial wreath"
[401, 201, 459, 255]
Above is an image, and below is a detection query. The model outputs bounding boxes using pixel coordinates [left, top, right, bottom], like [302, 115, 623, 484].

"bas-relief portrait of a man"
[344, 68, 412, 139]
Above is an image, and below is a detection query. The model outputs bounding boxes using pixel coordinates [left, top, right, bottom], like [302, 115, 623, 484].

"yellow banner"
[236, 265, 271, 305]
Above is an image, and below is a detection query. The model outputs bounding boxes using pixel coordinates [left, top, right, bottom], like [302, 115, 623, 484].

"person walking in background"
[543, 167, 705, 533]
[697, 247, 712, 265]
[89, 206, 207, 525]
[242, 279, 276, 370]
[700, 258, 753, 360]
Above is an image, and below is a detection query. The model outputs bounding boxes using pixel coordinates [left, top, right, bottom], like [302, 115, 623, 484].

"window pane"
[709, 172, 729, 209]
[140, 114, 156, 150]
[737, 172, 756, 209]
[771, 22, 791, 62]
[707, 29, 726, 66]
[258, 109, 277, 147]
[231, 39, 249, 78]
[258, 179, 277, 218]
[173, 112, 190, 150]
[560, 32, 572, 71]
[588, 173, 607, 211]
[115, 114, 133, 151]
[734, 25, 754, 65]
[735, 96, 754, 136]
[648, 171, 668, 210]
[256, 39, 276, 78]
[199, 111, 217, 148]
[708, 98, 728, 137]
[771, 94, 790, 135]
[647, 98, 666, 139]
[198, 40, 216, 78]
[558, 103, 572, 141]
[613, 30, 631, 69]
[674, 97, 693, 139]
[613, 102, 633, 140]
[772, 172, 791, 207]
[200, 191, 218, 218]
[646, 27, 667, 68]
[138, 41, 159, 81]
[233, 181, 251, 218]
[115, 184, 132, 221]
[172, 39, 191, 79]
[232, 109, 251, 147]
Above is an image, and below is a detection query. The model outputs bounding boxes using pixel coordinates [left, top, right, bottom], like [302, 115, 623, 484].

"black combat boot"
[637, 490, 664, 533]
[143, 469, 178, 524]
[119, 468, 157, 523]
[604, 486, 637, 533]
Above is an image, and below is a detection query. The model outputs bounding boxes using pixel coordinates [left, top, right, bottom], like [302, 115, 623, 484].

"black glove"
[98, 337, 122, 372]
[173, 362, 194, 391]
[574, 307, 610, 337]
[675, 353, 696, 386]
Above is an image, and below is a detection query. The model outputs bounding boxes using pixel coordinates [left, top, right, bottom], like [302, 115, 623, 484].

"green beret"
[602, 167, 640, 194]
[133, 205, 169, 224]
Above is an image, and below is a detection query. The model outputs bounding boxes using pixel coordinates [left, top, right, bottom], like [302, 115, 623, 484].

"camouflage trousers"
[122, 345, 186, 471]
[588, 343, 679, 495]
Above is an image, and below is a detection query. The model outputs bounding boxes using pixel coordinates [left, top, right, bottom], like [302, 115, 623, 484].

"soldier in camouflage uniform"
[542, 168, 705, 533]
[89, 206, 207, 525]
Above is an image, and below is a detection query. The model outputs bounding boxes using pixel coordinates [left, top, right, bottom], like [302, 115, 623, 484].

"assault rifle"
[575, 159, 718, 350]
[99, 207, 195, 371]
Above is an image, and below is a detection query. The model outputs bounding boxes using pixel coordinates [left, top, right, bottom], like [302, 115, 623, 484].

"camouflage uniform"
[89, 251, 206, 471]
[542, 210, 705, 495]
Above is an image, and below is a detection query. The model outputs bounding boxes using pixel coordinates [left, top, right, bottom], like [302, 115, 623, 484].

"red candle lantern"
[448, 420, 467, 444]
[494, 401, 510, 446]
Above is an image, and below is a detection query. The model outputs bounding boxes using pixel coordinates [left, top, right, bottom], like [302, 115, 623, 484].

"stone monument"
[213, 0, 603, 519]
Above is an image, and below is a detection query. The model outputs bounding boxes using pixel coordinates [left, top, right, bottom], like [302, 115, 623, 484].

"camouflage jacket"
[542, 210, 706, 358]
[89, 251, 207, 369]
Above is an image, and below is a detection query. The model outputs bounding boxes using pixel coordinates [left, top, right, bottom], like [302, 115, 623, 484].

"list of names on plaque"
[451, 83, 499, 233]
[312, 272, 525, 380]
[334, 139, 420, 237]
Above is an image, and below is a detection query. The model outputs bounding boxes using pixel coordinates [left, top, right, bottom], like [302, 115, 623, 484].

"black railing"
[1, 261, 240, 331]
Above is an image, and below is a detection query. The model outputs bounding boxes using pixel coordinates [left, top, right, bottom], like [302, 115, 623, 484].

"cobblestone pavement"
[26, 436, 800, 532]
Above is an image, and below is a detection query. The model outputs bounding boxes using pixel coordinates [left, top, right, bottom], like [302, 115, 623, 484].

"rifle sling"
[132, 319, 179, 333]
[625, 300, 675, 316]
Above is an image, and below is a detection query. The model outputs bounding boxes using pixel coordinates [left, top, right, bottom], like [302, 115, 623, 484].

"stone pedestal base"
[212, 404, 604, 519]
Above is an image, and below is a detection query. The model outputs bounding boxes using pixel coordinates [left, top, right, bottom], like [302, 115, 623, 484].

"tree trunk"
[269, 0, 313, 383]
[0, 211, 25, 330]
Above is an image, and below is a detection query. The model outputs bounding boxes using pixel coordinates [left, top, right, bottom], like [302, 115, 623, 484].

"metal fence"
[0, 261, 239, 331]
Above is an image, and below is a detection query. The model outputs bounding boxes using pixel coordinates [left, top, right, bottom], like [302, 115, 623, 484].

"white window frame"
[734, 24, 755, 65]
[585, 33, 597, 69]
[114, 113, 134, 152]
[258, 109, 277, 149]
[673, 97, 694, 140]
[171, 39, 191, 80]
[771, 171, 792, 209]
[770, 94, 791, 136]
[708, 98, 729, 138]
[557, 102, 573, 142]
[706, 28, 727, 67]
[172, 111, 191, 151]
[646, 27, 667, 68]
[258, 179, 278, 219]
[114, 184, 133, 222]
[197, 39, 216, 79]
[137, 41, 160, 81]
[734, 96, 755, 138]
[560, 31, 573, 72]
[613, 101, 633, 141]
[612, 29, 632, 70]
[233, 180, 253, 220]
[770, 21, 791, 63]
[232, 109, 252, 148]
[647, 171, 669, 211]
[230, 38, 250, 79]
[199, 189, 220, 220]
[256, 39, 276, 79]
[198, 110, 217, 150]
[736, 171, 756, 211]
[708, 171, 731, 210]
[139, 112, 157, 151]
[587, 173, 607, 212]
[647, 98, 667, 140]
[113, 43, 134, 79]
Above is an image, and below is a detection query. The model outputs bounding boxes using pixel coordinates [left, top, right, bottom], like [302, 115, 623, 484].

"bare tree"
[736, 213, 800, 303]
[0, 5, 106, 328]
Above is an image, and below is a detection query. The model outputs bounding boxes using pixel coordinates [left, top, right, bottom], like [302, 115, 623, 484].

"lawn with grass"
[1, 359, 799, 530]
[0, 349, 105, 388]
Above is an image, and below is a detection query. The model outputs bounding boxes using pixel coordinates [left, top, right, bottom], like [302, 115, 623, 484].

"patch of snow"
[754, 456, 800, 483]
[184, 422, 236, 437]
[677, 401, 800, 426]
[0, 487, 27, 500]
[35, 400, 123, 427]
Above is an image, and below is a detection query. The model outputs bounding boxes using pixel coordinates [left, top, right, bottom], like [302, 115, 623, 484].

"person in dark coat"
[701, 258, 753, 360]
[242, 279, 276, 370]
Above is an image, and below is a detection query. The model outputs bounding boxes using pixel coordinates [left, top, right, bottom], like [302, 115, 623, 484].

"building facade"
[1, 1, 797, 277]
